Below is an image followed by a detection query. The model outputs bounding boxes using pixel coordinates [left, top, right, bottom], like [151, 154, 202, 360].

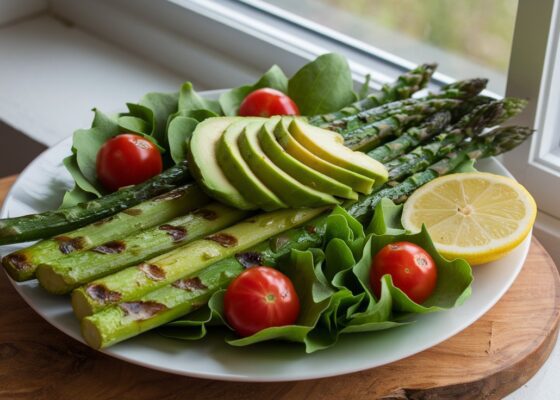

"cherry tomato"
[369, 241, 437, 304]
[96, 134, 162, 192]
[224, 266, 300, 337]
[238, 88, 300, 117]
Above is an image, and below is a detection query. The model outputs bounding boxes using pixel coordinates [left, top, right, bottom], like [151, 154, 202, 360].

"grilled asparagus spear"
[3, 184, 208, 281]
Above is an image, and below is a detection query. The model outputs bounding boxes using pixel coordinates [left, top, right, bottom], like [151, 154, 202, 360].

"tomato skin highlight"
[238, 88, 300, 117]
[369, 241, 437, 304]
[224, 266, 300, 337]
[96, 134, 163, 192]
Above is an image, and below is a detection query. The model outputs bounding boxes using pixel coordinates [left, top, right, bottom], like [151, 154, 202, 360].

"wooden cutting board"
[0, 175, 558, 400]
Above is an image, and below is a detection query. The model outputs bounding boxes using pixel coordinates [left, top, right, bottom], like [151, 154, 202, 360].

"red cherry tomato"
[224, 266, 300, 337]
[96, 134, 162, 192]
[369, 241, 437, 304]
[238, 88, 300, 117]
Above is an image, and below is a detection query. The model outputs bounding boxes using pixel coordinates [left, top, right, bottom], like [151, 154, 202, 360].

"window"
[240, 0, 518, 94]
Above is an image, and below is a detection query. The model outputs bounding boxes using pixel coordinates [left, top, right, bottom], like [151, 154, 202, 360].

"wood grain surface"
[0, 175, 558, 400]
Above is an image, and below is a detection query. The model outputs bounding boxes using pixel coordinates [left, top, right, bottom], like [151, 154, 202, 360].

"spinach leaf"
[288, 53, 357, 115]
[167, 116, 199, 163]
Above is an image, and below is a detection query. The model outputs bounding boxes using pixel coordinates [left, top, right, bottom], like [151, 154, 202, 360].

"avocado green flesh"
[289, 119, 389, 185]
[274, 118, 375, 194]
[259, 120, 358, 200]
[238, 121, 339, 208]
[187, 117, 257, 210]
[217, 118, 287, 211]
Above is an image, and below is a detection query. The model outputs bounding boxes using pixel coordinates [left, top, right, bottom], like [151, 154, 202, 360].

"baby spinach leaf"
[139, 91, 179, 144]
[219, 65, 289, 116]
[70, 109, 120, 197]
[167, 116, 198, 163]
[288, 53, 357, 115]
[179, 82, 222, 115]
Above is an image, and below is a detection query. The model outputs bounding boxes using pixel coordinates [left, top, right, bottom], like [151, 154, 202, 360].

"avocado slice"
[258, 120, 358, 200]
[273, 118, 375, 194]
[289, 119, 388, 185]
[187, 117, 257, 210]
[238, 121, 339, 208]
[217, 118, 287, 211]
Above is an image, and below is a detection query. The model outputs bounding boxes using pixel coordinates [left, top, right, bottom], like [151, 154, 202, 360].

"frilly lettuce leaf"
[159, 199, 473, 352]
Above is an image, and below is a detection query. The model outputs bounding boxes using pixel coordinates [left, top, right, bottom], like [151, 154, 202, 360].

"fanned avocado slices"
[238, 121, 340, 208]
[259, 120, 358, 200]
[289, 119, 388, 185]
[187, 117, 257, 210]
[217, 118, 287, 211]
[273, 118, 375, 194]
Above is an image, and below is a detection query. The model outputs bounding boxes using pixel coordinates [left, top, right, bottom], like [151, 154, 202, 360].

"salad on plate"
[0, 53, 536, 357]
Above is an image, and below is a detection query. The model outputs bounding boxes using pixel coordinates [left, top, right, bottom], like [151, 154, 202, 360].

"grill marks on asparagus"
[206, 233, 239, 248]
[54, 236, 87, 254]
[235, 252, 265, 268]
[172, 277, 207, 291]
[85, 284, 122, 305]
[158, 224, 187, 242]
[92, 241, 126, 254]
[3, 253, 31, 272]
[139, 263, 166, 281]
[119, 301, 168, 321]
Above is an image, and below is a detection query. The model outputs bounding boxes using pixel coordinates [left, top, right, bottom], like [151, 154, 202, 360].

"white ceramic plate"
[0, 104, 530, 382]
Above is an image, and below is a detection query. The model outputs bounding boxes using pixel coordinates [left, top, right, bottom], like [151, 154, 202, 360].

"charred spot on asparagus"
[92, 241, 126, 254]
[158, 224, 187, 242]
[206, 233, 238, 248]
[119, 301, 168, 321]
[138, 263, 166, 281]
[85, 284, 122, 304]
[54, 236, 87, 254]
[3, 253, 32, 272]
[172, 277, 208, 291]
[235, 251, 265, 268]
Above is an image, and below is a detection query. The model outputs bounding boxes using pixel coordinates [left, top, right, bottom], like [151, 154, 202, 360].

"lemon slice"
[402, 172, 537, 265]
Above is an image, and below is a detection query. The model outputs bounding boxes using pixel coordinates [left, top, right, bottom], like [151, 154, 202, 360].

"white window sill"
[0, 14, 187, 147]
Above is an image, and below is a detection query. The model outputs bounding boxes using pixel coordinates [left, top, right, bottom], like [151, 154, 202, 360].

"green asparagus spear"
[376, 98, 528, 175]
[37, 202, 249, 294]
[3, 184, 208, 281]
[309, 63, 437, 125]
[72, 207, 329, 318]
[342, 98, 461, 152]
[326, 78, 487, 133]
[347, 126, 534, 223]
[369, 98, 527, 164]
[81, 125, 533, 348]
[0, 162, 191, 246]
[81, 259, 244, 349]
